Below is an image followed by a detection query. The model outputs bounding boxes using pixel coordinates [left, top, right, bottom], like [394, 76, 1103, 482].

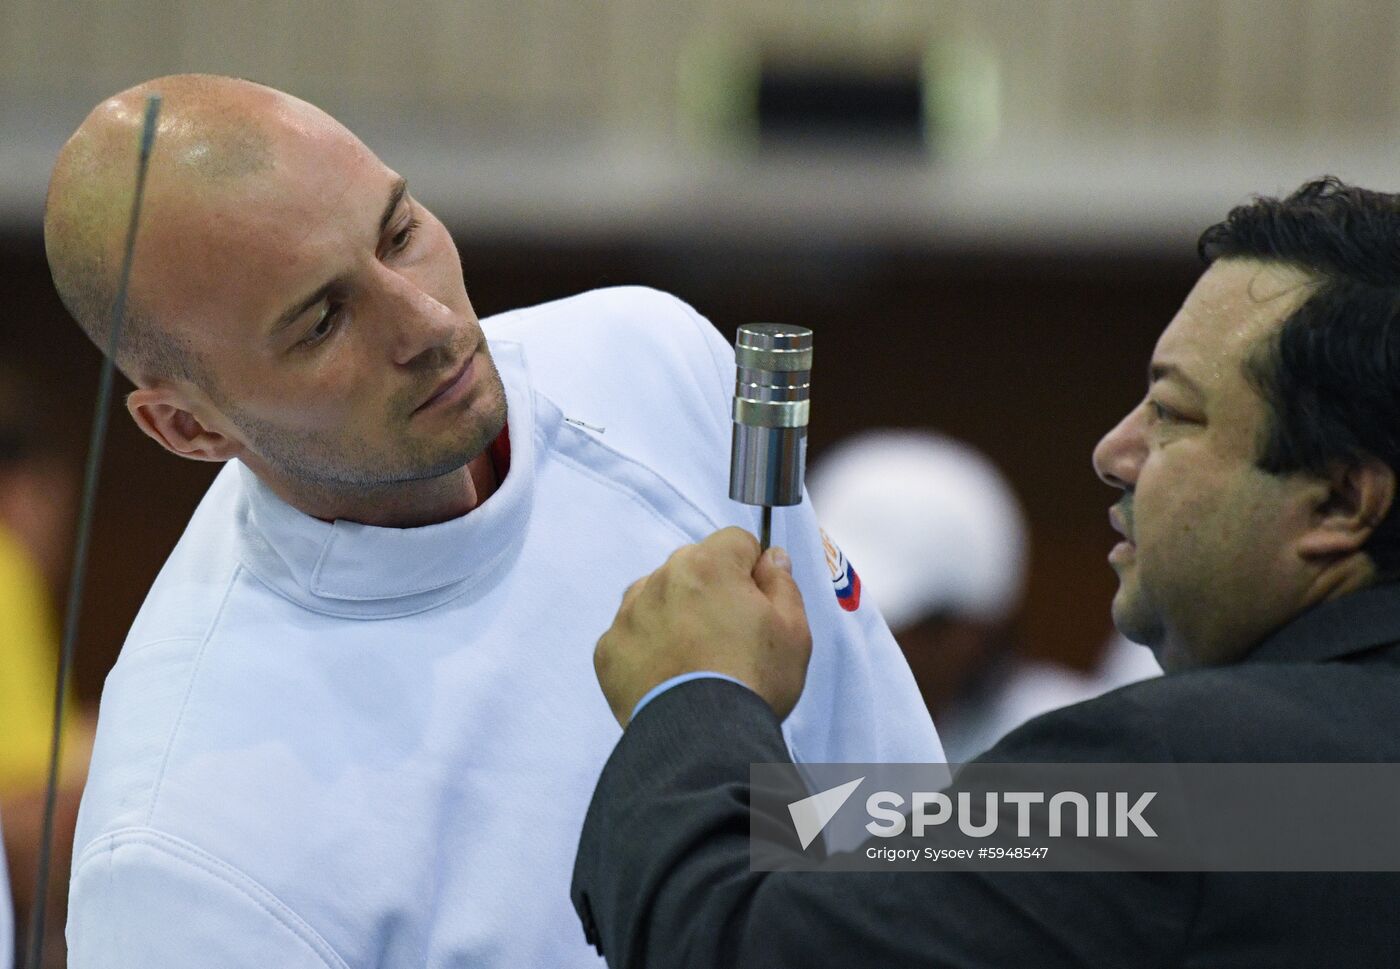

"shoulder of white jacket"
[481, 286, 709, 349]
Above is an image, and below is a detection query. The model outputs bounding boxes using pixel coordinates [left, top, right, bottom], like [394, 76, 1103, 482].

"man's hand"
[595, 526, 813, 726]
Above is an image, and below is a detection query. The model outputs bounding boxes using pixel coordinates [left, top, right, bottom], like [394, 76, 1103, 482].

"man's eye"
[299, 304, 341, 348]
[390, 218, 421, 253]
[1148, 399, 1178, 422]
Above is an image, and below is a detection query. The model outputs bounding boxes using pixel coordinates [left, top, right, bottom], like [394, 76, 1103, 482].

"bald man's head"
[43, 75, 502, 516]
[45, 74, 284, 385]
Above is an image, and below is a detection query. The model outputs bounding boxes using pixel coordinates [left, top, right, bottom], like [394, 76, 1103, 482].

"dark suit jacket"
[572, 583, 1400, 968]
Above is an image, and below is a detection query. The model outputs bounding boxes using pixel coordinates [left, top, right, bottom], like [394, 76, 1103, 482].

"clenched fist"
[595, 527, 813, 726]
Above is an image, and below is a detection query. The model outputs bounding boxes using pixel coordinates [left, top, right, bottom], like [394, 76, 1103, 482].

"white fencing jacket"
[1, 810, 11, 969]
[68, 287, 942, 968]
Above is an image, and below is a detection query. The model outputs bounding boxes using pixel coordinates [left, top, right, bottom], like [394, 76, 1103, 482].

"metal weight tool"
[728, 323, 814, 550]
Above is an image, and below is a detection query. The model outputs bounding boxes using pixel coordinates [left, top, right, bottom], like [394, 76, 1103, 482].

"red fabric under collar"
[489, 425, 511, 482]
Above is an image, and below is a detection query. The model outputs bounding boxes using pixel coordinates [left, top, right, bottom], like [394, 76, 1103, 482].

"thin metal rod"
[760, 505, 773, 552]
[25, 93, 161, 969]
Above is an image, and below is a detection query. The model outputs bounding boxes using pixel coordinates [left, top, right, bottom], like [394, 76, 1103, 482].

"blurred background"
[3, 0, 1399, 963]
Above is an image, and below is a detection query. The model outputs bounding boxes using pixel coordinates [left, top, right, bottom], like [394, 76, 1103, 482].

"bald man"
[49, 76, 941, 968]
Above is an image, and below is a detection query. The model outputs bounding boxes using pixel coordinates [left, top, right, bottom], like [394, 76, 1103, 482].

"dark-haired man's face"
[1092, 259, 1318, 671]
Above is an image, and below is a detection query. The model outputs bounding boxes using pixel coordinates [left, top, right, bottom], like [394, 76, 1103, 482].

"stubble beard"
[1111, 572, 1166, 650]
[221, 355, 509, 494]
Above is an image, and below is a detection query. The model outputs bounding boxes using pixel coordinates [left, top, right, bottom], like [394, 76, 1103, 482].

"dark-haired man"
[573, 178, 1400, 967]
[51, 76, 941, 968]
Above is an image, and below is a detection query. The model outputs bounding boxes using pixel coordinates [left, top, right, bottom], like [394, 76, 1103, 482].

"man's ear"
[126, 386, 244, 462]
[1297, 456, 1397, 560]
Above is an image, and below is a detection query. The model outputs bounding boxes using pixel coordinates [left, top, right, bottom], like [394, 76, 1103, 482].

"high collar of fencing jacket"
[232, 340, 556, 617]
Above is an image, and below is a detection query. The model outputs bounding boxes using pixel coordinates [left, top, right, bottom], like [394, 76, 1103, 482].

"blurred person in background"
[809, 429, 1158, 762]
[0, 367, 91, 969]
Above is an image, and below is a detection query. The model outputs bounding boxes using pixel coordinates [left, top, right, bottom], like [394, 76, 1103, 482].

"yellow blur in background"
[0, 521, 78, 800]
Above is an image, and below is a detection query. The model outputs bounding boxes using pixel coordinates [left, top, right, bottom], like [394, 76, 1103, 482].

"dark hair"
[1199, 176, 1400, 574]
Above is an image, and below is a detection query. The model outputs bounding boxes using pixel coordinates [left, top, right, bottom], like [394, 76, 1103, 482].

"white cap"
[806, 430, 1029, 630]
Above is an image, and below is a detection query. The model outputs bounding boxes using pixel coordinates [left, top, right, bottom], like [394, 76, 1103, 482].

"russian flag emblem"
[820, 529, 862, 612]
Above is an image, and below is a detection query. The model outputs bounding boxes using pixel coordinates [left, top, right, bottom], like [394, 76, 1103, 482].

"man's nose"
[1092, 404, 1146, 490]
[375, 268, 457, 366]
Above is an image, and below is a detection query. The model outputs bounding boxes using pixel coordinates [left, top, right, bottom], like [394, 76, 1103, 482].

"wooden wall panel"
[4, 1, 1398, 141]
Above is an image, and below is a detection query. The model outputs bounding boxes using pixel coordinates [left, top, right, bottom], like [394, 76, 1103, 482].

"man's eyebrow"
[379, 176, 408, 240]
[1149, 362, 1204, 396]
[268, 177, 410, 339]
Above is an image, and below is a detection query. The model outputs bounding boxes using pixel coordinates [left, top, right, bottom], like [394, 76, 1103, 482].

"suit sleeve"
[68, 830, 347, 969]
[572, 678, 1196, 969]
